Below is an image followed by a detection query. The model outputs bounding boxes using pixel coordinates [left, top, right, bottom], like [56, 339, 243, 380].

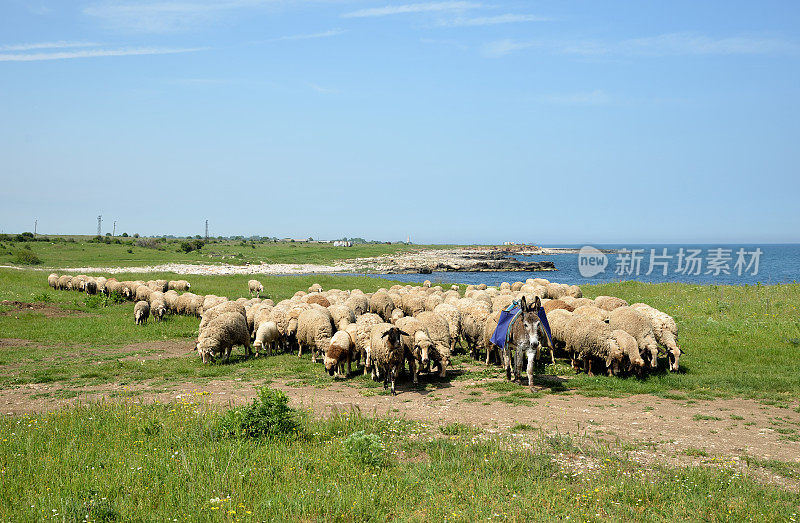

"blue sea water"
[364, 244, 800, 287]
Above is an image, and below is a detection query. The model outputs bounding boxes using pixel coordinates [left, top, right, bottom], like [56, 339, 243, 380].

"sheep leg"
[390, 365, 398, 395]
[583, 357, 593, 377]
[244, 338, 252, 358]
[346, 353, 352, 377]
[297, 343, 303, 359]
[409, 358, 418, 384]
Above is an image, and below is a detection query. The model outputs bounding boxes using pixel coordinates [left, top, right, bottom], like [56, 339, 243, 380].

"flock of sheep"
[46, 273, 682, 393]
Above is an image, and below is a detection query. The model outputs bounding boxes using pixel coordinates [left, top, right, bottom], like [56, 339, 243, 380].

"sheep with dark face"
[369, 323, 410, 395]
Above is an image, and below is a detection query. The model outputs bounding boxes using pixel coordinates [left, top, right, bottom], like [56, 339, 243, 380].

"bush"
[179, 239, 204, 253]
[32, 292, 52, 303]
[12, 249, 41, 265]
[214, 387, 301, 439]
[122, 232, 128, 237]
[343, 430, 387, 467]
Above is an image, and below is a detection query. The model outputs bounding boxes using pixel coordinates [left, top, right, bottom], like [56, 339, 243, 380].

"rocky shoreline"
[344, 248, 556, 274]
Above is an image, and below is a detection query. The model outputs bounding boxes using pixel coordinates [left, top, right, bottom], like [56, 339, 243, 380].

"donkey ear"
[519, 296, 527, 311]
[533, 296, 541, 310]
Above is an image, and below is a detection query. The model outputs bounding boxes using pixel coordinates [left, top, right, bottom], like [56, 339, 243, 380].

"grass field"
[0, 236, 452, 268]
[1, 268, 798, 403]
[2, 400, 798, 521]
[1, 257, 799, 519]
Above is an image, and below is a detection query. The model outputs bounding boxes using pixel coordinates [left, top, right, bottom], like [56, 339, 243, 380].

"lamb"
[562, 314, 624, 376]
[328, 303, 356, 330]
[415, 311, 451, 377]
[369, 291, 395, 322]
[594, 296, 629, 311]
[608, 307, 659, 369]
[248, 279, 264, 296]
[251, 303, 275, 336]
[48, 273, 58, 289]
[296, 308, 334, 363]
[324, 330, 356, 378]
[308, 283, 323, 293]
[196, 312, 252, 363]
[134, 301, 150, 325]
[630, 303, 681, 372]
[253, 321, 279, 356]
[612, 329, 645, 375]
[369, 323, 409, 395]
[168, 280, 191, 292]
[423, 280, 432, 288]
[151, 298, 167, 322]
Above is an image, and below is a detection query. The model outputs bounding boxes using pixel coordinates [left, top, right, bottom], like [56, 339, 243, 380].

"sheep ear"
[381, 330, 390, 338]
[398, 330, 410, 337]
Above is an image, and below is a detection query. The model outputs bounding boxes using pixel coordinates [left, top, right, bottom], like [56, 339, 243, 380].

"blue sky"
[0, 0, 798, 244]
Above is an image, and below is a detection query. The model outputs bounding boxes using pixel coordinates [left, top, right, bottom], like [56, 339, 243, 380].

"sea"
[363, 244, 800, 287]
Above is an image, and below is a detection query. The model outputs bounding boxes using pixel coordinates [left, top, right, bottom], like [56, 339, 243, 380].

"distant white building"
[503, 241, 517, 245]
[333, 240, 352, 247]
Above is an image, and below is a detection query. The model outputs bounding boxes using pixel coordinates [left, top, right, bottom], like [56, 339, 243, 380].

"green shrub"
[12, 249, 41, 265]
[63, 490, 120, 522]
[84, 292, 125, 309]
[32, 292, 52, 303]
[343, 430, 387, 467]
[214, 387, 301, 439]
[179, 239, 205, 253]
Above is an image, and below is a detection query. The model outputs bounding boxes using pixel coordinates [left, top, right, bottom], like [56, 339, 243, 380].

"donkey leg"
[526, 350, 536, 390]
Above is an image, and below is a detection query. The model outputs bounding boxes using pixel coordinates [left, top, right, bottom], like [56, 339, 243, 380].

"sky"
[0, 0, 798, 244]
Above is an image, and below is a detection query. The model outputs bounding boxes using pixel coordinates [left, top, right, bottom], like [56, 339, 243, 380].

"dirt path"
[2, 369, 798, 467]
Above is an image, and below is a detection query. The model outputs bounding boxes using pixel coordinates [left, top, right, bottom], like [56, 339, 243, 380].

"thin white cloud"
[307, 82, 338, 94]
[483, 33, 799, 58]
[270, 29, 346, 41]
[343, 1, 481, 18]
[0, 47, 205, 62]
[84, 0, 270, 33]
[440, 14, 550, 27]
[0, 41, 101, 51]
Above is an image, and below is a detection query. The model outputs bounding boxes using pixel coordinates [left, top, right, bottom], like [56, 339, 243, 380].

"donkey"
[503, 296, 551, 390]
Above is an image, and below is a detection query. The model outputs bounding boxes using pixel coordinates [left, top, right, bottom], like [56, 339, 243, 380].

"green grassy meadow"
[0, 235, 450, 268]
[1, 239, 799, 520]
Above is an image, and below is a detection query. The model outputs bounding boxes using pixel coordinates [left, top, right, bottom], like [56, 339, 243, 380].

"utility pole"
[34, 219, 37, 236]
[112, 221, 116, 237]
[205, 220, 209, 242]
[97, 215, 102, 236]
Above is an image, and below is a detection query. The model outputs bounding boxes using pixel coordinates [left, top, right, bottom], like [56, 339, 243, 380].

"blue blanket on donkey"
[489, 303, 553, 349]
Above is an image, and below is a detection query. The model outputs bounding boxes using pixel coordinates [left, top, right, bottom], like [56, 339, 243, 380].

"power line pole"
[97, 215, 102, 236]
[34, 219, 37, 236]
[205, 220, 209, 241]
[112, 221, 116, 237]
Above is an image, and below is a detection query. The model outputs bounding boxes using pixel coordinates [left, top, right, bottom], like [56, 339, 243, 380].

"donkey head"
[518, 296, 544, 359]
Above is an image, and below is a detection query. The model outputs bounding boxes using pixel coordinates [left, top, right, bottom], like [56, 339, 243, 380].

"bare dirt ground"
[0, 300, 88, 318]
[2, 340, 798, 476]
